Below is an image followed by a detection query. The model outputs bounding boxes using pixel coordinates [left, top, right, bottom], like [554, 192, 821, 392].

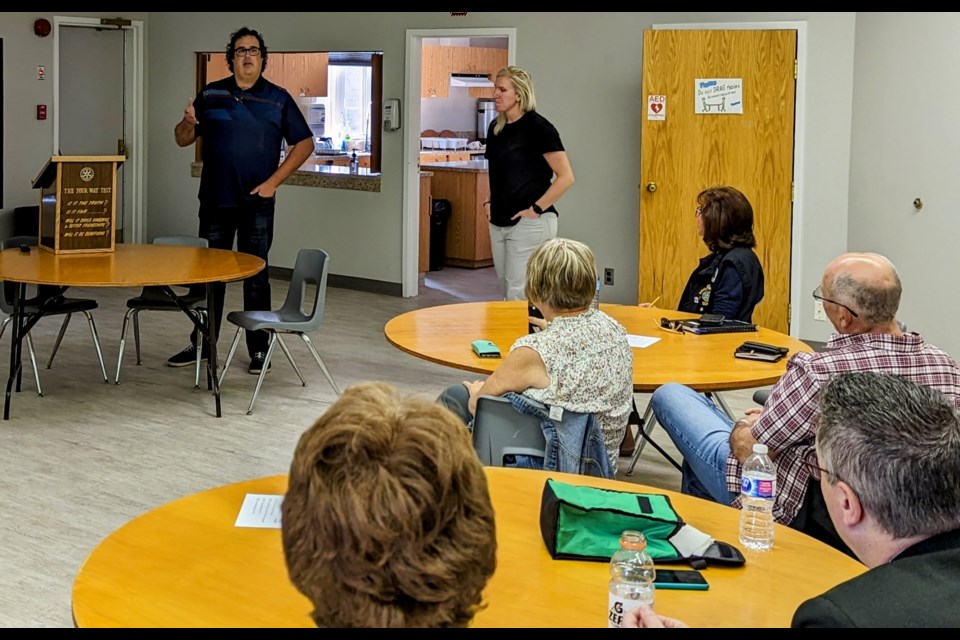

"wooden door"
[205, 52, 231, 82]
[283, 52, 328, 97]
[639, 29, 796, 333]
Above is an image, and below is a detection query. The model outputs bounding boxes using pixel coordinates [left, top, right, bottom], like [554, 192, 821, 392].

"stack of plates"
[420, 137, 468, 150]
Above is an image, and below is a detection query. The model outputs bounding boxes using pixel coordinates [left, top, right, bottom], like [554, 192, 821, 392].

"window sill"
[190, 163, 381, 193]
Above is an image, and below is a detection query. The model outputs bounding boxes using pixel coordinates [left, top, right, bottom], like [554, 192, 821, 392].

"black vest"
[677, 247, 765, 322]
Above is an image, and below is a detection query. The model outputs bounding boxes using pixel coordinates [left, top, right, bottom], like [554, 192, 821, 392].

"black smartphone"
[652, 569, 709, 590]
[528, 301, 544, 334]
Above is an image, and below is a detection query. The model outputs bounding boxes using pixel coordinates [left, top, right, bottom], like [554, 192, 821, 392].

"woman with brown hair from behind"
[281, 381, 497, 628]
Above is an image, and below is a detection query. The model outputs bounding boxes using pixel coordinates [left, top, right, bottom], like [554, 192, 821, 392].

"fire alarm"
[34, 18, 52, 37]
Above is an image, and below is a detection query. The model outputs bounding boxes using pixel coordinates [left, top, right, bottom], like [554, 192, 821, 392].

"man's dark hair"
[225, 26, 268, 73]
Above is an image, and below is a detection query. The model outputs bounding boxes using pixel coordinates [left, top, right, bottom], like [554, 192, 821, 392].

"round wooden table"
[384, 301, 811, 392]
[71, 468, 865, 628]
[0, 244, 264, 418]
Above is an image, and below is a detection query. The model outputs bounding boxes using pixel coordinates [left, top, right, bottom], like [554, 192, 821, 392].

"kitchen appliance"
[450, 73, 495, 88]
[477, 98, 496, 143]
[296, 97, 326, 139]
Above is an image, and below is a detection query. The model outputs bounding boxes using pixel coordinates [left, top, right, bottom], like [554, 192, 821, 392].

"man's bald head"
[822, 253, 901, 329]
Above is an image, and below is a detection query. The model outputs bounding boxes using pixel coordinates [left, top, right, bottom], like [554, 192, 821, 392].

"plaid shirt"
[727, 332, 960, 524]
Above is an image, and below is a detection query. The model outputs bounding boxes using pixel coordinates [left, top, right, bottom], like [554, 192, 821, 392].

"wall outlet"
[604, 268, 615, 286]
[814, 299, 827, 322]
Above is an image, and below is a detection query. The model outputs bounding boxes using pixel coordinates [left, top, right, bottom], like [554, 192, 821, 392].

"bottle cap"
[752, 443, 769, 455]
[619, 530, 647, 550]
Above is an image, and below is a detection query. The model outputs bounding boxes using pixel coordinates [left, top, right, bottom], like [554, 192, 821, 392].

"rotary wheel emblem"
[79, 167, 95, 182]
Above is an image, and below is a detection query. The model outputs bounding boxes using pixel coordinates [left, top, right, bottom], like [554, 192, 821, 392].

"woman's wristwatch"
[531, 203, 544, 215]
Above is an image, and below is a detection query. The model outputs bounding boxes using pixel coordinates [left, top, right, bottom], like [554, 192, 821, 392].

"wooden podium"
[31, 155, 124, 254]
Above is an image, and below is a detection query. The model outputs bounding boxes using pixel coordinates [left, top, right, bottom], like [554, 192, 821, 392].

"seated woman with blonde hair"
[439, 237, 633, 472]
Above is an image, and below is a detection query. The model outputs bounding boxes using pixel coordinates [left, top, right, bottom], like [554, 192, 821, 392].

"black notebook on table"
[681, 319, 758, 335]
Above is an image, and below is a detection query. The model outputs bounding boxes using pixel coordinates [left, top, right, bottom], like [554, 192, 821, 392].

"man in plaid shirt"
[651, 253, 960, 547]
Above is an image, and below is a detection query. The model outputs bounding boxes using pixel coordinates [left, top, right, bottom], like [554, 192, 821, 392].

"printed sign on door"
[647, 94, 666, 121]
[694, 78, 743, 115]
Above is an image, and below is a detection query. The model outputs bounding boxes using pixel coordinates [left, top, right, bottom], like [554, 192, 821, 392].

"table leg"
[4, 283, 25, 420]
[205, 283, 221, 417]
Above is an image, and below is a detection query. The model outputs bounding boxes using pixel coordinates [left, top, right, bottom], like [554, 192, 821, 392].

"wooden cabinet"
[421, 45, 450, 98]
[467, 48, 508, 99]
[419, 173, 433, 273]
[205, 53, 231, 83]
[419, 151, 471, 165]
[282, 52, 328, 97]
[429, 168, 492, 268]
[422, 46, 508, 99]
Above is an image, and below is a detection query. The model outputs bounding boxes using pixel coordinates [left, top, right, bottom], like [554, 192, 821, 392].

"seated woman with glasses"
[644, 186, 765, 323]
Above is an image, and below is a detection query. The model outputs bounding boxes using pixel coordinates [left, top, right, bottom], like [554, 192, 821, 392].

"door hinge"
[791, 182, 795, 202]
[794, 59, 798, 80]
[118, 138, 128, 158]
[788, 303, 792, 323]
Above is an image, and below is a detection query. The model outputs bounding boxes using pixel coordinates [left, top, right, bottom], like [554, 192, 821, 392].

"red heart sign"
[651, 103, 663, 114]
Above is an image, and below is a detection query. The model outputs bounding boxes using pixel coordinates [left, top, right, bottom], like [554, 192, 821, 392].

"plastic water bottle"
[739, 443, 776, 551]
[591, 276, 602, 310]
[607, 530, 656, 628]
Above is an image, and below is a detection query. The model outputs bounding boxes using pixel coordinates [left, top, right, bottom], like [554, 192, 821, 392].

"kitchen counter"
[426, 159, 489, 172]
[191, 162, 381, 193]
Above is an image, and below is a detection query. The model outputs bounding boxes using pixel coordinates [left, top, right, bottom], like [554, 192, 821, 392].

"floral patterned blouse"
[512, 308, 634, 468]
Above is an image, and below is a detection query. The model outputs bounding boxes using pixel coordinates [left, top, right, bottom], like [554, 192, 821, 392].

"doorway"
[53, 16, 145, 244]
[402, 28, 517, 297]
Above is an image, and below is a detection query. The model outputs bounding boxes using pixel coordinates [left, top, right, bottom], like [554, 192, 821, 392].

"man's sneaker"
[167, 344, 208, 367]
[248, 352, 272, 375]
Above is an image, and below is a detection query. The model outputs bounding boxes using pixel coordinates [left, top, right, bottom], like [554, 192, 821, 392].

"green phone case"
[471, 339, 501, 358]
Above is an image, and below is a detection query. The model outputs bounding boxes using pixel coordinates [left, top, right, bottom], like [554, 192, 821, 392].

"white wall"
[849, 13, 960, 357]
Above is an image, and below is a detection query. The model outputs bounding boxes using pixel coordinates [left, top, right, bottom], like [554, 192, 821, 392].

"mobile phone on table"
[653, 569, 709, 590]
[528, 301, 544, 334]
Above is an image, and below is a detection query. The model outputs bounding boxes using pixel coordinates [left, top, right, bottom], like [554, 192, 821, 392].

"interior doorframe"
[52, 15, 145, 244]
[653, 20, 807, 336]
[401, 27, 517, 297]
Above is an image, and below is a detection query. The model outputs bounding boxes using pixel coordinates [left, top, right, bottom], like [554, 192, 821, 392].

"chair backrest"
[472, 395, 547, 466]
[277, 248, 330, 329]
[0, 236, 41, 314]
[151, 235, 209, 248]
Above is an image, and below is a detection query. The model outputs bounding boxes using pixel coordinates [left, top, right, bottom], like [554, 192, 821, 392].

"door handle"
[646, 182, 657, 193]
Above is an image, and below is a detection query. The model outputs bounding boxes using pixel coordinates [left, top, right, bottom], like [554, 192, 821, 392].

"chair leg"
[246, 333, 278, 415]
[194, 318, 204, 390]
[275, 334, 306, 386]
[132, 309, 142, 365]
[626, 401, 657, 475]
[82, 311, 108, 383]
[707, 391, 736, 421]
[300, 333, 341, 396]
[218, 327, 244, 387]
[0, 315, 9, 341]
[25, 333, 42, 397]
[47, 313, 72, 369]
[115, 308, 136, 384]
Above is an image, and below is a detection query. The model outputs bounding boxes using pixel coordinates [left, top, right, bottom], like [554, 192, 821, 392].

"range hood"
[450, 73, 494, 88]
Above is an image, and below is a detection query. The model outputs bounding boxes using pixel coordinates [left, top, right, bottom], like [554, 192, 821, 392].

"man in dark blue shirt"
[171, 26, 314, 374]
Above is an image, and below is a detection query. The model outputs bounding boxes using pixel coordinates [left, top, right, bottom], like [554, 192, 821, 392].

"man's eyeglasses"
[234, 46, 261, 58]
[658, 317, 685, 334]
[799, 447, 846, 484]
[812, 285, 859, 318]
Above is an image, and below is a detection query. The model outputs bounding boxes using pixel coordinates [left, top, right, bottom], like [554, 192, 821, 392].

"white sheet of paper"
[626, 334, 660, 349]
[235, 493, 283, 529]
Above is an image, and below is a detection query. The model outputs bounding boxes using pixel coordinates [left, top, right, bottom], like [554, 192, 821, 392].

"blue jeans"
[651, 383, 738, 505]
[191, 197, 274, 356]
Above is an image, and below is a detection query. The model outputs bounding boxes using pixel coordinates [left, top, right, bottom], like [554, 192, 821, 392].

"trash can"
[429, 199, 452, 271]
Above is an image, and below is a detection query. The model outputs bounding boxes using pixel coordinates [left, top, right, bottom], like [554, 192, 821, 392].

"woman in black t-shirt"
[484, 66, 575, 300]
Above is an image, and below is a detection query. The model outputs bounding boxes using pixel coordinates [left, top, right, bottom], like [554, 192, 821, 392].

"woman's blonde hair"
[525, 238, 597, 311]
[492, 66, 537, 136]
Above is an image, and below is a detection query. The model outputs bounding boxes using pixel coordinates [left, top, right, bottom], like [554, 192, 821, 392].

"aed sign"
[647, 94, 666, 121]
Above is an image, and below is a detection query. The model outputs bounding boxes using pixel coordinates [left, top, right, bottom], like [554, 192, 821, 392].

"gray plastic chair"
[114, 235, 209, 386]
[0, 235, 107, 387]
[219, 248, 341, 414]
[472, 395, 547, 466]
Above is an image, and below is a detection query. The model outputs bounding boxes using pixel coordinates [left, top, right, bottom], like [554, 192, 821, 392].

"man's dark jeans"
[191, 197, 274, 357]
